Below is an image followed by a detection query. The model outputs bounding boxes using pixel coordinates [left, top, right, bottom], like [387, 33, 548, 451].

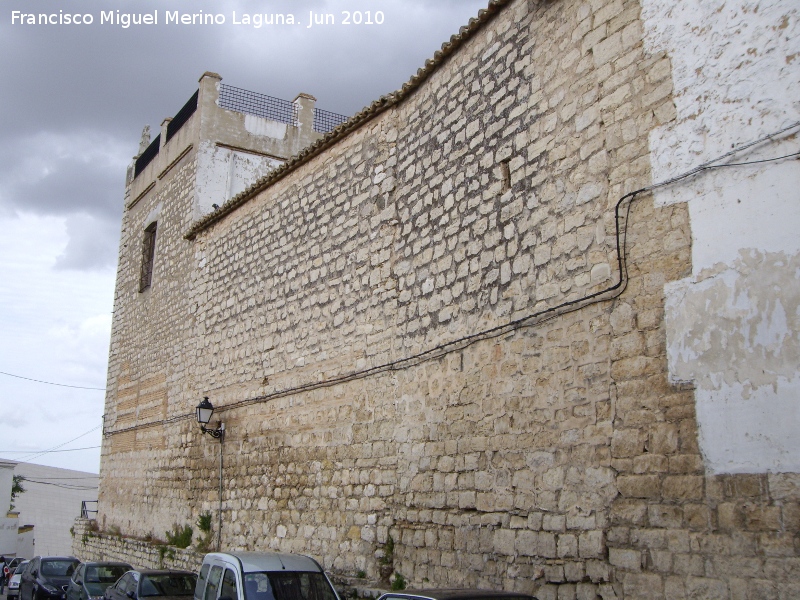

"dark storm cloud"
[55, 213, 121, 270]
[1, 0, 488, 269]
[0, 131, 127, 218]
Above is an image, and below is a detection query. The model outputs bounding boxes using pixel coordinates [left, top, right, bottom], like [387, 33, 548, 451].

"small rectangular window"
[139, 222, 157, 292]
[500, 159, 511, 192]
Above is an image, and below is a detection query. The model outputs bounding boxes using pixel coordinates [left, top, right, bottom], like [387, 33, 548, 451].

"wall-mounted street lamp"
[196, 396, 225, 551]
[196, 397, 225, 440]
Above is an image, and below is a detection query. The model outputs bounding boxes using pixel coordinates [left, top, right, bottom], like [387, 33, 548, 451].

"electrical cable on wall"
[103, 121, 800, 437]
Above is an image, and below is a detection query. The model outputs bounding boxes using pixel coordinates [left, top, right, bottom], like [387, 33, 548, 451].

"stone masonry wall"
[96, 0, 799, 598]
[100, 146, 199, 536]
[71, 518, 202, 572]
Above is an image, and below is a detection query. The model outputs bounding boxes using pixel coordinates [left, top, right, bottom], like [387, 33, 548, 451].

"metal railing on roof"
[218, 84, 299, 126]
[313, 108, 349, 133]
[133, 85, 350, 180]
[219, 83, 349, 133]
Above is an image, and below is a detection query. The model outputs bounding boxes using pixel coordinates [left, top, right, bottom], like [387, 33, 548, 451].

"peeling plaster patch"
[666, 250, 800, 389]
[643, 0, 800, 475]
[666, 250, 800, 472]
[228, 152, 283, 198]
[244, 114, 288, 140]
[195, 141, 283, 217]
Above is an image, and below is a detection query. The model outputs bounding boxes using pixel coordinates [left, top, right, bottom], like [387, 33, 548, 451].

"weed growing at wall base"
[165, 524, 193, 548]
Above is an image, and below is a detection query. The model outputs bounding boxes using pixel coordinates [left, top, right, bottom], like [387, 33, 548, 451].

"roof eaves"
[184, 0, 513, 241]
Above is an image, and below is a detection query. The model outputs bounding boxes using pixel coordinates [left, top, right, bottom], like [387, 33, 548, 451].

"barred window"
[139, 222, 157, 292]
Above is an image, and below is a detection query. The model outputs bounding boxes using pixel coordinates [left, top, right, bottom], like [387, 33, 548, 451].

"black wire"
[12, 426, 102, 463]
[0, 370, 105, 391]
[700, 151, 800, 169]
[5, 475, 99, 480]
[103, 125, 800, 437]
[22, 479, 98, 490]
[0, 446, 101, 454]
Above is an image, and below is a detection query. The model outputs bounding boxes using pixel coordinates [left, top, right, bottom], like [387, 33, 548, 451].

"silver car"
[7, 560, 31, 600]
[194, 552, 340, 600]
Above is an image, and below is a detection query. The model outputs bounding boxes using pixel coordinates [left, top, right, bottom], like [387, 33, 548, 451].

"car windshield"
[85, 566, 129, 584]
[243, 572, 337, 600]
[140, 574, 197, 597]
[41, 560, 79, 577]
[15, 563, 29, 575]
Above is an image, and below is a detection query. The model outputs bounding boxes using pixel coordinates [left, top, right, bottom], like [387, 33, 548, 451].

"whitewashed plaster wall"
[1, 460, 22, 556]
[195, 140, 284, 217]
[18, 527, 34, 558]
[13, 462, 99, 556]
[0, 459, 14, 508]
[0, 517, 18, 556]
[642, 0, 800, 473]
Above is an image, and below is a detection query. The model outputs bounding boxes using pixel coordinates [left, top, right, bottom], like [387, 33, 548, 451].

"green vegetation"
[197, 512, 213, 533]
[379, 535, 395, 565]
[10, 475, 25, 511]
[390, 573, 406, 591]
[196, 512, 214, 551]
[158, 545, 176, 568]
[165, 524, 193, 548]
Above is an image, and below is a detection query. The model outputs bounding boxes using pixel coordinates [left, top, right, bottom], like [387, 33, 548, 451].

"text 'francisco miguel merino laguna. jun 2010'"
[10, 9, 386, 29]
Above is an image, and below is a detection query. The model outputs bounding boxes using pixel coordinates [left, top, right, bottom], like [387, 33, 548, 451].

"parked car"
[194, 552, 340, 600]
[7, 560, 30, 600]
[104, 570, 197, 600]
[67, 562, 132, 600]
[5, 557, 27, 580]
[19, 556, 81, 600]
[376, 591, 538, 600]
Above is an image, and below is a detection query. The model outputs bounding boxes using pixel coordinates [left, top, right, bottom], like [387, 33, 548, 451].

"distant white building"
[12, 463, 99, 557]
[1, 459, 33, 558]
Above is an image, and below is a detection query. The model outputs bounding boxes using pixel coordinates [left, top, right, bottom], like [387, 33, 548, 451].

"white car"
[7, 560, 30, 600]
[194, 552, 340, 600]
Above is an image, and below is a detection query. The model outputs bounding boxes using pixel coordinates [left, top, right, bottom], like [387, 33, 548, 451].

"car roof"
[81, 562, 132, 567]
[38, 556, 81, 562]
[133, 570, 196, 576]
[378, 590, 537, 600]
[12, 561, 29, 574]
[204, 552, 324, 573]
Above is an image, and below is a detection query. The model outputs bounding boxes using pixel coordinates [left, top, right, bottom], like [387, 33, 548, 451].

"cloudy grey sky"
[0, 0, 488, 474]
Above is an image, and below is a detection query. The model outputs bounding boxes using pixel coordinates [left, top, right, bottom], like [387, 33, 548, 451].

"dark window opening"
[500, 159, 511, 192]
[139, 222, 157, 292]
